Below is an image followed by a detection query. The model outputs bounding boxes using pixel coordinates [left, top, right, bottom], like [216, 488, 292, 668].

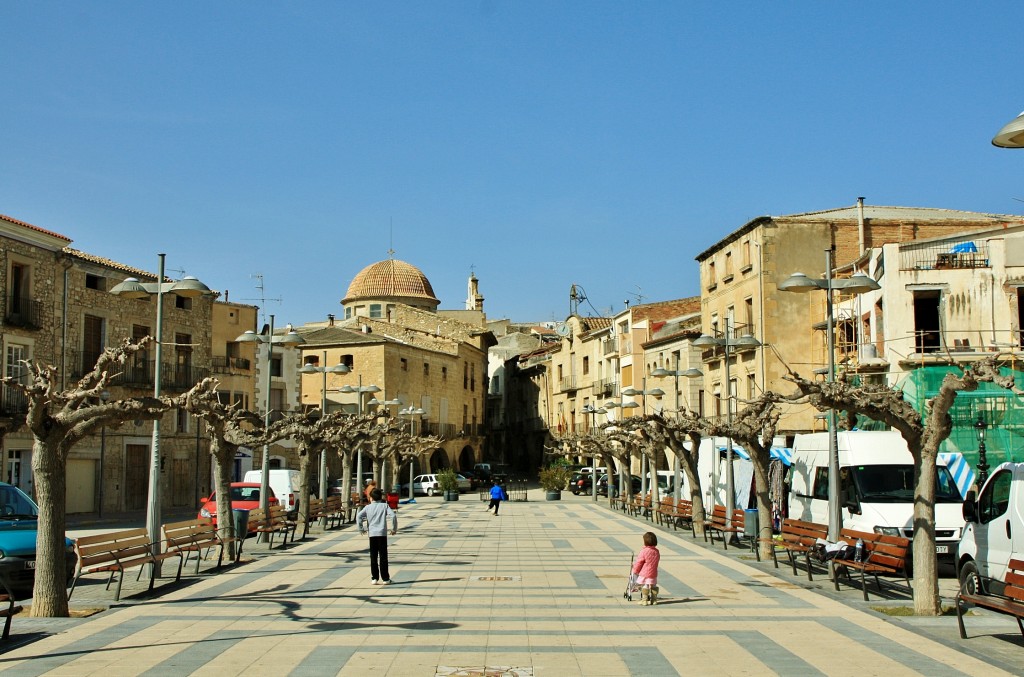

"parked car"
[198, 482, 278, 527]
[598, 474, 642, 497]
[402, 473, 472, 496]
[0, 482, 77, 600]
[958, 461, 1024, 595]
[570, 473, 593, 495]
[460, 470, 483, 491]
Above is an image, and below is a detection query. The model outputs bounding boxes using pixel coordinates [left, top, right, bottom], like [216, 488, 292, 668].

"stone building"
[694, 201, 1024, 436]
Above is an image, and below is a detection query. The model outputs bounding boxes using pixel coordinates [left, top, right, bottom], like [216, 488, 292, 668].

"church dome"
[342, 258, 439, 311]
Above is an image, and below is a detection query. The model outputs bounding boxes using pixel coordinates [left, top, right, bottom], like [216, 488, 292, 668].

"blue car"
[0, 483, 76, 600]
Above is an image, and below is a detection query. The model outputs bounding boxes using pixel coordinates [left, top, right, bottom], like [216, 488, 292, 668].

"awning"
[938, 452, 976, 499]
[717, 445, 793, 466]
[950, 241, 978, 254]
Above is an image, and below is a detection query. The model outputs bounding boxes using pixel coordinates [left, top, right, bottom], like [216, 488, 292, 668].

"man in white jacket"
[356, 488, 398, 584]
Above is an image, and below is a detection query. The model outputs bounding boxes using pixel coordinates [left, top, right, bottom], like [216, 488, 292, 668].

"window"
[582, 356, 590, 375]
[442, 366, 448, 381]
[742, 240, 752, 268]
[812, 467, 830, 500]
[979, 469, 1012, 524]
[341, 354, 354, 368]
[303, 355, 319, 367]
[707, 260, 716, 286]
[471, 363, 475, 392]
[464, 362, 469, 389]
[83, 315, 104, 372]
[913, 290, 941, 353]
[400, 358, 408, 371]
[724, 252, 733, 278]
[424, 362, 430, 378]
[744, 298, 754, 333]
[175, 333, 192, 384]
[85, 274, 105, 291]
[370, 303, 383, 318]
[269, 388, 285, 420]
[9, 263, 29, 315]
[270, 355, 282, 378]
[748, 373, 757, 399]
[5, 344, 28, 382]
[345, 307, 353, 319]
[175, 295, 192, 310]
[176, 408, 190, 433]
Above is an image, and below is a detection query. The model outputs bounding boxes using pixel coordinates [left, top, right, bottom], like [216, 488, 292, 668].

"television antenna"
[239, 273, 283, 325]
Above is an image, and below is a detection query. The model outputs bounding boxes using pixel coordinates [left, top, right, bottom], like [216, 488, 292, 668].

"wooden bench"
[705, 505, 752, 552]
[956, 558, 1024, 640]
[0, 577, 21, 640]
[321, 495, 345, 529]
[832, 528, 911, 601]
[762, 518, 830, 580]
[655, 497, 696, 536]
[249, 505, 295, 549]
[627, 493, 653, 519]
[162, 518, 239, 574]
[69, 528, 183, 601]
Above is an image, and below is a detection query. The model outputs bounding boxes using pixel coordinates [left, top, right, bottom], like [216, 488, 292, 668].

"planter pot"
[443, 490, 460, 501]
[545, 490, 562, 501]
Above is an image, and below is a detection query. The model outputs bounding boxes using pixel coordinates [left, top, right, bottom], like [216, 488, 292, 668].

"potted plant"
[539, 464, 572, 501]
[437, 468, 460, 501]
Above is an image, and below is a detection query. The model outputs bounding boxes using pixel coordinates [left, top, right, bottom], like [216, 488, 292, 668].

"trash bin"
[386, 493, 399, 510]
[743, 508, 758, 536]
[232, 508, 250, 540]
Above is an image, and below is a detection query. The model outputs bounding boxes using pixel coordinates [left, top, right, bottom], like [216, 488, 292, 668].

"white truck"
[789, 430, 965, 558]
[243, 469, 302, 517]
[958, 462, 1024, 595]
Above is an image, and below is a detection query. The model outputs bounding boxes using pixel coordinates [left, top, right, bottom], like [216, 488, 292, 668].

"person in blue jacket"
[488, 479, 508, 516]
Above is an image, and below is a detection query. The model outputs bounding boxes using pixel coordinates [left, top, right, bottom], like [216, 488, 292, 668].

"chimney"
[857, 197, 866, 256]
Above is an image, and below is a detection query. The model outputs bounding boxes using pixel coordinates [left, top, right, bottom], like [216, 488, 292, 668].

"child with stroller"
[632, 532, 661, 605]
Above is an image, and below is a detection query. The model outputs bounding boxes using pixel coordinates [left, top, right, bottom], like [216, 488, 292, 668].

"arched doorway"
[458, 446, 476, 471]
[429, 449, 450, 472]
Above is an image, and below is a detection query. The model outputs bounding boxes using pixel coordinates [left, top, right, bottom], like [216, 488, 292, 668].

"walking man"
[357, 487, 397, 584]
[488, 479, 508, 516]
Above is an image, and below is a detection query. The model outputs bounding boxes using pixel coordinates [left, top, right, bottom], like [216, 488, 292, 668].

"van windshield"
[851, 464, 961, 503]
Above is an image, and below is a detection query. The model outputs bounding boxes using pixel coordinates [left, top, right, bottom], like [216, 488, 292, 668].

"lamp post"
[580, 404, 606, 501]
[651, 363, 703, 502]
[693, 319, 761, 519]
[780, 250, 880, 541]
[975, 415, 990, 485]
[110, 254, 211, 566]
[340, 378, 381, 492]
[99, 390, 109, 518]
[236, 316, 306, 511]
[399, 406, 425, 501]
[299, 351, 351, 500]
[993, 111, 1024, 148]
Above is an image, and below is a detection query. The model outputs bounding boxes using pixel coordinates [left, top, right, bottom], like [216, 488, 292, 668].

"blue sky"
[3, 2, 1023, 325]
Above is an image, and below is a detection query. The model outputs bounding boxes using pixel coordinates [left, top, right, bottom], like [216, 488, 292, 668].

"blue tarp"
[938, 452, 976, 499]
[718, 445, 793, 466]
[951, 241, 978, 253]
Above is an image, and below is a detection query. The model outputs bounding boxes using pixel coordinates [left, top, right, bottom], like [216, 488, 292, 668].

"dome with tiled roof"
[342, 257, 440, 316]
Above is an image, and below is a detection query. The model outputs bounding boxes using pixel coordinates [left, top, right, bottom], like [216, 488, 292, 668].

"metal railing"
[0, 384, 28, 418]
[211, 356, 252, 373]
[5, 296, 42, 330]
[900, 241, 990, 271]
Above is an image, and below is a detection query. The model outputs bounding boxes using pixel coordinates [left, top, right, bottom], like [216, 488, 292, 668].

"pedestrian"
[356, 487, 397, 584]
[487, 479, 508, 516]
[363, 479, 377, 505]
[632, 531, 661, 605]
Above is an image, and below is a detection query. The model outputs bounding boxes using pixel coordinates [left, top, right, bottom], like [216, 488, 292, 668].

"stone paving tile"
[0, 493, 1020, 675]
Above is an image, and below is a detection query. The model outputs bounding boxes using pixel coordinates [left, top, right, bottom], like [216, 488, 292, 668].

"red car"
[198, 482, 278, 526]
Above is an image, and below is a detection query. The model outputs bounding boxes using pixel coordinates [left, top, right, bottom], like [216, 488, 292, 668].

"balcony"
[162, 364, 210, 391]
[0, 384, 28, 418]
[602, 337, 618, 356]
[5, 296, 42, 330]
[558, 376, 580, 393]
[901, 241, 990, 271]
[595, 378, 618, 398]
[211, 356, 252, 374]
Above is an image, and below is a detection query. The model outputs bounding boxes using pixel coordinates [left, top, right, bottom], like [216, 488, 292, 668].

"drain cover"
[469, 576, 521, 582]
[436, 668, 533, 676]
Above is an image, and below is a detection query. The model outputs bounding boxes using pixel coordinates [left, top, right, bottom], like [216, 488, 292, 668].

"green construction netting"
[853, 366, 1024, 467]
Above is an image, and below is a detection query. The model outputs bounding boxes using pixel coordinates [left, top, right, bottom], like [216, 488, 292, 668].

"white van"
[958, 462, 1024, 594]
[789, 431, 965, 557]
[243, 469, 302, 516]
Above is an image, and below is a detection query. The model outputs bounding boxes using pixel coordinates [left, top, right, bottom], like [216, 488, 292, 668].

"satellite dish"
[555, 322, 570, 337]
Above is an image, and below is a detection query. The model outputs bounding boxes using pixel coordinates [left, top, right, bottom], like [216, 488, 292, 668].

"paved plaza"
[0, 491, 1021, 676]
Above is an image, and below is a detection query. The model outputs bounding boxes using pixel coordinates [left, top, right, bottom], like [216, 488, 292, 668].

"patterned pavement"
[0, 491, 1020, 676]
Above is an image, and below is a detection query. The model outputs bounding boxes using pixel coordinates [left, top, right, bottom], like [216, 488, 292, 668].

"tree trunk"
[912, 448, 941, 615]
[211, 441, 237, 560]
[749, 451, 774, 560]
[683, 433, 706, 532]
[31, 436, 69, 617]
[297, 451, 313, 539]
[341, 452, 352, 516]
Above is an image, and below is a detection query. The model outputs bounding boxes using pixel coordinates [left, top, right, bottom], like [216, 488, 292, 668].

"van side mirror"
[962, 490, 978, 523]
[843, 499, 861, 515]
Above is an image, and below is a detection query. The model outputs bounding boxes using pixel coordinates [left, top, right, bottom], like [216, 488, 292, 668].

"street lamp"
[779, 249, 880, 541]
[692, 320, 761, 520]
[339, 379, 381, 491]
[993, 111, 1024, 148]
[299, 352, 351, 500]
[975, 415, 990, 485]
[399, 406, 425, 501]
[110, 254, 211, 566]
[236, 316, 306, 511]
[580, 404, 606, 502]
[621, 380, 665, 416]
[651, 363, 703, 502]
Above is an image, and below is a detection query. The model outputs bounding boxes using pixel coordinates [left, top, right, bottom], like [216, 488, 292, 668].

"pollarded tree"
[642, 412, 709, 532]
[184, 378, 273, 557]
[2, 338, 180, 617]
[783, 360, 993, 616]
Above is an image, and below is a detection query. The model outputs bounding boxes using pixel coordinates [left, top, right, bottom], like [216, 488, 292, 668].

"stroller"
[624, 554, 641, 601]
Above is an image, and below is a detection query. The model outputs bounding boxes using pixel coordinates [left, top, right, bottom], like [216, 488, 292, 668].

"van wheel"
[958, 560, 981, 598]
[427, 488, 436, 497]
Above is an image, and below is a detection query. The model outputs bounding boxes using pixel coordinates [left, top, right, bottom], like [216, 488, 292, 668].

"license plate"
[26, 561, 35, 569]
[935, 545, 949, 554]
